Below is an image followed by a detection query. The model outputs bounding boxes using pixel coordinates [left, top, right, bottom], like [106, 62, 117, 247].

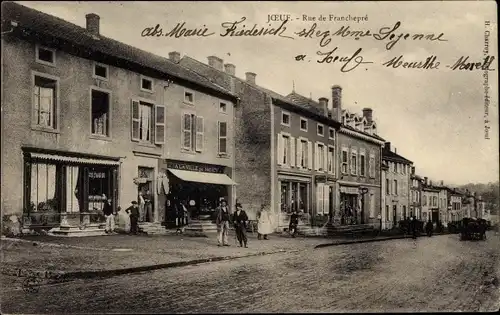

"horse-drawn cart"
[459, 218, 487, 241]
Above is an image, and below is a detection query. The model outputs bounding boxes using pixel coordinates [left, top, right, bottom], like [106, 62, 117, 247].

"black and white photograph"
[0, 0, 499, 313]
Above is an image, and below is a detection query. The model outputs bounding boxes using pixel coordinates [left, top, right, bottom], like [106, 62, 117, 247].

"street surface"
[2, 233, 499, 313]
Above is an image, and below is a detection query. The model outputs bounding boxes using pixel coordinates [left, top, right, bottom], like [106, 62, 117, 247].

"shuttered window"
[154, 105, 165, 144]
[195, 116, 204, 152]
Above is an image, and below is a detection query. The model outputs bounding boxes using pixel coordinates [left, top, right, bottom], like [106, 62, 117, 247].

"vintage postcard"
[1, 0, 498, 313]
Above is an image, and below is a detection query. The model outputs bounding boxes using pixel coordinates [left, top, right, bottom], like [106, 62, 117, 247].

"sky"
[18, 1, 499, 185]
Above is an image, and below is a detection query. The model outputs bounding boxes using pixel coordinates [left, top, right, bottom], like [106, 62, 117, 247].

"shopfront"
[277, 173, 312, 227]
[159, 159, 236, 228]
[339, 185, 361, 225]
[22, 149, 120, 229]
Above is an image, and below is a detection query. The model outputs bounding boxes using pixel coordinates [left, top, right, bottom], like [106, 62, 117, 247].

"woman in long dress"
[257, 205, 274, 240]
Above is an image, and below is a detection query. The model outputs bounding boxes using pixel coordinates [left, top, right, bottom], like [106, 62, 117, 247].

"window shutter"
[182, 113, 192, 150]
[307, 141, 313, 170]
[290, 136, 296, 167]
[323, 185, 329, 216]
[131, 100, 140, 141]
[277, 134, 283, 166]
[314, 142, 319, 171]
[154, 105, 166, 144]
[195, 116, 204, 152]
[297, 140, 302, 169]
[316, 184, 323, 215]
[323, 145, 327, 173]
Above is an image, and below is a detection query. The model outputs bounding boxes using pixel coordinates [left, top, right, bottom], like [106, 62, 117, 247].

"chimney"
[85, 13, 100, 35]
[362, 108, 373, 123]
[440, 180, 444, 186]
[331, 85, 342, 122]
[424, 177, 428, 186]
[224, 63, 235, 76]
[207, 56, 223, 71]
[385, 142, 391, 151]
[430, 180, 433, 186]
[245, 72, 256, 85]
[394, 148, 397, 154]
[168, 51, 180, 63]
[318, 97, 329, 117]
[411, 166, 415, 175]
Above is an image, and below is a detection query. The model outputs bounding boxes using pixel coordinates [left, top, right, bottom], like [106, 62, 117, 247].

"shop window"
[88, 167, 112, 212]
[91, 89, 110, 137]
[29, 162, 59, 213]
[218, 121, 228, 155]
[33, 74, 58, 129]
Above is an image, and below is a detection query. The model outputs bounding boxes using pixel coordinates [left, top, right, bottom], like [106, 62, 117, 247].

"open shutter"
[195, 116, 204, 152]
[314, 142, 319, 171]
[131, 100, 140, 141]
[154, 105, 165, 144]
[323, 145, 327, 173]
[323, 185, 330, 216]
[296, 140, 302, 169]
[290, 136, 296, 167]
[277, 134, 283, 166]
[316, 184, 323, 215]
[308, 141, 313, 169]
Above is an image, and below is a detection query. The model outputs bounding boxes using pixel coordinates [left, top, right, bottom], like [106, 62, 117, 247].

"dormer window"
[36, 45, 56, 66]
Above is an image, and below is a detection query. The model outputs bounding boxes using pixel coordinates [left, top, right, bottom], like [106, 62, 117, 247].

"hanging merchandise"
[162, 176, 170, 195]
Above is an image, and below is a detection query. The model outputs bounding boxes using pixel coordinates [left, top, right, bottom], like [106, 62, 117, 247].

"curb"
[313, 233, 452, 249]
[1, 248, 296, 282]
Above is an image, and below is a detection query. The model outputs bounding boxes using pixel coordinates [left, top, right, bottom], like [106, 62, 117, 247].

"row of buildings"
[0, 3, 490, 236]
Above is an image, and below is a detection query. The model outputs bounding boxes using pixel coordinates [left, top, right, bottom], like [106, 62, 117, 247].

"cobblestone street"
[2, 233, 499, 313]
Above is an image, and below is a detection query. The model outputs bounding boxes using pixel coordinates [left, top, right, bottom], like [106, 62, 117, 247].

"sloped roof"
[382, 147, 413, 164]
[179, 56, 340, 127]
[2, 1, 235, 99]
[285, 92, 324, 115]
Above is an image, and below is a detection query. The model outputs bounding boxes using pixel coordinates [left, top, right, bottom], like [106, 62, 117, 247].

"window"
[299, 139, 308, 168]
[316, 183, 329, 215]
[219, 102, 227, 113]
[300, 118, 308, 131]
[386, 179, 390, 195]
[393, 180, 398, 195]
[131, 100, 165, 144]
[317, 143, 325, 171]
[423, 195, 427, 206]
[403, 205, 407, 219]
[184, 90, 195, 104]
[91, 89, 110, 137]
[317, 124, 324, 136]
[386, 205, 389, 221]
[327, 146, 335, 174]
[369, 153, 375, 178]
[181, 113, 204, 151]
[350, 150, 357, 175]
[282, 135, 290, 164]
[281, 111, 290, 126]
[93, 63, 108, 80]
[360, 153, 366, 176]
[341, 149, 348, 174]
[328, 128, 335, 140]
[140, 76, 154, 92]
[36, 46, 55, 66]
[29, 162, 58, 213]
[33, 74, 58, 129]
[218, 121, 228, 154]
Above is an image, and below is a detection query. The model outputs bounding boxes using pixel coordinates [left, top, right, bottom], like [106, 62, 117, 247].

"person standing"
[257, 204, 273, 240]
[289, 210, 299, 238]
[233, 203, 249, 248]
[102, 195, 114, 234]
[377, 213, 382, 232]
[138, 191, 145, 222]
[127, 201, 140, 235]
[215, 199, 230, 246]
[144, 190, 153, 222]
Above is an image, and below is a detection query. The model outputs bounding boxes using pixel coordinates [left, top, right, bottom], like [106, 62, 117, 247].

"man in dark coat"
[127, 201, 140, 235]
[233, 203, 249, 248]
[102, 195, 114, 234]
[289, 210, 299, 238]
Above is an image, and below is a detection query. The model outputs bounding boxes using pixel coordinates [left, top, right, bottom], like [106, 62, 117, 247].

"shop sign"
[340, 186, 359, 195]
[165, 160, 223, 173]
[89, 171, 106, 179]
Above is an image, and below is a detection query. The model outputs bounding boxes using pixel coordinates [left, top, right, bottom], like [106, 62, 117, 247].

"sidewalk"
[0, 232, 421, 281]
